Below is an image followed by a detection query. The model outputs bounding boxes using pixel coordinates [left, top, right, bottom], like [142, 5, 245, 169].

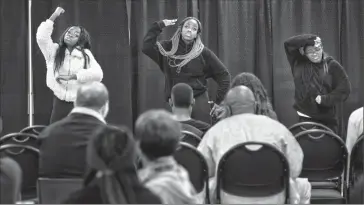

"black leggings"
[49, 96, 74, 124]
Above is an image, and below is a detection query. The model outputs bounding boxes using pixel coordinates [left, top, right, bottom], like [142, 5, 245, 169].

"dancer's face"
[64, 26, 81, 47]
[181, 19, 199, 42]
[305, 45, 323, 63]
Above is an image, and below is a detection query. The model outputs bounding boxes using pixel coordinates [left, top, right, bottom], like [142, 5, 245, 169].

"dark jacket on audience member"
[181, 118, 211, 137]
[284, 34, 351, 121]
[38, 112, 106, 178]
[142, 21, 231, 104]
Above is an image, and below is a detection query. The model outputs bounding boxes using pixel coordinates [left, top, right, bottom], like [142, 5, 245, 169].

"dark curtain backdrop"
[0, 0, 28, 135]
[1, 0, 363, 136]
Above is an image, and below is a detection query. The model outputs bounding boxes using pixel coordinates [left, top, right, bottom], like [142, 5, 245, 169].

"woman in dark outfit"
[142, 17, 231, 124]
[284, 34, 351, 134]
[62, 125, 161, 204]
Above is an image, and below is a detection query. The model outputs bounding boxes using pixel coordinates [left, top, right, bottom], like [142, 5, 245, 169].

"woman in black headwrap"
[62, 125, 161, 204]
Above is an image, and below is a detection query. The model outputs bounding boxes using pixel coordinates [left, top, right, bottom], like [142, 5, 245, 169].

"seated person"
[349, 174, 364, 204]
[136, 109, 200, 204]
[63, 125, 161, 204]
[198, 86, 311, 204]
[170, 83, 211, 137]
[346, 107, 363, 154]
[38, 82, 109, 178]
[0, 157, 22, 204]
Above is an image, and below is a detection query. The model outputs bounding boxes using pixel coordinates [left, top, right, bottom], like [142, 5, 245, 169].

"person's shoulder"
[349, 107, 363, 121]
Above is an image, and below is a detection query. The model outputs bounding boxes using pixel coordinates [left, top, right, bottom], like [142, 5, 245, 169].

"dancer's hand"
[315, 95, 322, 104]
[49, 7, 65, 21]
[162, 19, 177, 27]
[54, 7, 65, 17]
[210, 103, 228, 120]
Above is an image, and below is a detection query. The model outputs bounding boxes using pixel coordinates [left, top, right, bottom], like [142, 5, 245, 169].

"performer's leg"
[191, 92, 212, 124]
[49, 96, 74, 124]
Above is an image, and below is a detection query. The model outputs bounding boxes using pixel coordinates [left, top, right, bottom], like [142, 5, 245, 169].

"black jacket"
[142, 21, 231, 104]
[38, 113, 106, 178]
[284, 34, 351, 121]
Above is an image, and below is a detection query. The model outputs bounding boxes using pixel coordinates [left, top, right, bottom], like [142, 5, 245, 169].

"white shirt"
[36, 20, 103, 102]
[198, 114, 304, 204]
[346, 107, 363, 154]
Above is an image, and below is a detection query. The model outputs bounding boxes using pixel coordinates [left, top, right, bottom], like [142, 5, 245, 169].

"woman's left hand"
[210, 103, 228, 120]
[315, 95, 322, 104]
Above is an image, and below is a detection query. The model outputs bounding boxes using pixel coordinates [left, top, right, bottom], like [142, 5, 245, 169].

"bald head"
[75, 82, 109, 111]
[224, 85, 256, 115]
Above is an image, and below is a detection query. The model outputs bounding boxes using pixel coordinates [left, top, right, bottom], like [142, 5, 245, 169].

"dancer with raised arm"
[36, 7, 103, 123]
[142, 17, 230, 124]
[284, 34, 350, 134]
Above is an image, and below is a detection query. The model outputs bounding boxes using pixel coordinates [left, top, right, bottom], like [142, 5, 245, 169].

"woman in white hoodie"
[36, 7, 103, 123]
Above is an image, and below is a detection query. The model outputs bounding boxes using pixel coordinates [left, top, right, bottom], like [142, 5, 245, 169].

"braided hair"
[156, 17, 204, 73]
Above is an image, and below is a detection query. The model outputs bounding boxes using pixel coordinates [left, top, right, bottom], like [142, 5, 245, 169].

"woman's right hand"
[53, 7, 65, 17]
[162, 19, 177, 27]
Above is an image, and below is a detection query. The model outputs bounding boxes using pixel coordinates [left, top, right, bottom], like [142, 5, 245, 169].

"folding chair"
[181, 130, 201, 147]
[0, 144, 40, 200]
[174, 142, 210, 203]
[295, 129, 348, 204]
[289, 121, 334, 136]
[216, 142, 290, 204]
[20, 125, 47, 136]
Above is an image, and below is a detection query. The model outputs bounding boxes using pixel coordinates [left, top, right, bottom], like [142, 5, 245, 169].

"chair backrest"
[181, 130, 201, 147]
[20, 125, 47, 136]
[37, 177, 83, 204]
[289, 121, 334, 136]
[216, 141, 290, 204]
[0, 133, 38, 147]
[349, 134, 364, 186]
[0, 144, 40, 193]
[174, 142, 209, 200]
[295, 129, 348, 180]
[181, 123, 203, 138]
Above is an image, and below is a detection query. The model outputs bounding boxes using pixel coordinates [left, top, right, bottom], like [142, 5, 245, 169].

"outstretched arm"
[141, 19, 176, 67]
[36, 7, 64, 64]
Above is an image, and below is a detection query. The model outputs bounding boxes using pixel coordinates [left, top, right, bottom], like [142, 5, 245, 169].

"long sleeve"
[320, 60, 351, 106]
[281, 132, 304, 178]
[345, 108, 363, 154]
[283, 34, 317, 72]
[75, 50, 103, 83]
[197, 132, 216, 178]
[142, 21, 165, 67]
[36, 19, 59, 65]
[204, 48, 231, 104]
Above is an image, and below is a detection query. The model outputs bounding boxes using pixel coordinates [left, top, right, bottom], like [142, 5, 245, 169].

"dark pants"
[166, 91, 212, 125]
[49, 96, 74, 124]
[298, 115, 339, 135]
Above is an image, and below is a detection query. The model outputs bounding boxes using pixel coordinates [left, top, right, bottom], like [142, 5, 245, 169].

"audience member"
[135, 109, 199, 204]
[198, 85, 311, 204]
[38, 82, 109, 178]
[0, 157, 22, 204]
[212, 72, 278, 121]
[63, 125, 161, 204]
[170, 83, 211, 137]
[346, 107, 363, 154]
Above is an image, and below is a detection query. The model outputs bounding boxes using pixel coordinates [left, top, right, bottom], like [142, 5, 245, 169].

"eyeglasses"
[305, 46, 322, 55]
